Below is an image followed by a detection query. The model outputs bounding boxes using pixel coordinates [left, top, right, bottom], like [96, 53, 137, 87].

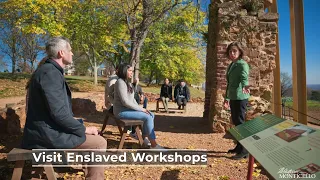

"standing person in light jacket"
[113, 63, 164, 149]
[22, 37, 107, 180]
[224, 41, 250, 160]
[160, 78, 172, 113]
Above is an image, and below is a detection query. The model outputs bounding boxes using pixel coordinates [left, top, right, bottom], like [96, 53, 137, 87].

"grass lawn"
[0, 73, 106, 98]
[0, 73, 205, 98]
[285, 100, 320, 110]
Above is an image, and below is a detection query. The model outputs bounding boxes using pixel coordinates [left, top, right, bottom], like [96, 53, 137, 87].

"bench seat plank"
[7, 148, 33, 162]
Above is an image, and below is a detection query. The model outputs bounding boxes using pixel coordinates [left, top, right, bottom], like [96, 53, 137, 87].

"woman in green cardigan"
[224, 42, 250, 160]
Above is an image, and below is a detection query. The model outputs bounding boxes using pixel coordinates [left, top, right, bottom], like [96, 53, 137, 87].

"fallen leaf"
[187, 145, 195, 149]
[63, 173, 70, 180]
[77, 171, 84, 175]
[218, 175, 230, 180]
[252, 171, 260, 177]
[240, 159, 247, 163]
[255, 169, 261, 173]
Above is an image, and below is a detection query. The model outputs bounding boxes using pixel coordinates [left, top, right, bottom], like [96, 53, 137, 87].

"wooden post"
[289, 0, 307, 124]
[269, 0, 282, 118]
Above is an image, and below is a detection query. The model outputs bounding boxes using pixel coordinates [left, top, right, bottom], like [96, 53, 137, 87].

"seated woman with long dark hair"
[113, 63, 164, 149]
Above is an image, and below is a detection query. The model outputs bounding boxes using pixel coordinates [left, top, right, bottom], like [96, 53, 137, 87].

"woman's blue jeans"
[116, 109, 156, 140]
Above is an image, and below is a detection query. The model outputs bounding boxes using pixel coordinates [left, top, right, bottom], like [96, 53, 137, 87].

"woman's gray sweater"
[113, 78, 144, 116]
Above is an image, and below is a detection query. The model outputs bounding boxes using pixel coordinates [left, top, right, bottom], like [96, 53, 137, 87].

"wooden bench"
[156, 98, 187, 113]
[7, 148, 57, 180]
[100, 111, 144, 149]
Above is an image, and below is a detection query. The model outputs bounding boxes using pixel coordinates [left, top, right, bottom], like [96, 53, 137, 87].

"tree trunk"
[11, 37, 17, 74]
[30, 56, 36, 72]
[129, 9, 152, 79]
[128, 0, 180, 79]
[147, 70, 154, 86]
[11, 58, 16, 74]
[93, 52, 98, 85]
[23, 59, 27, 72]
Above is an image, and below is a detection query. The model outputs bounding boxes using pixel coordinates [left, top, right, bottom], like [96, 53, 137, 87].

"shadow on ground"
[154, 114, 212, 134]
[160, 169, 180, 180]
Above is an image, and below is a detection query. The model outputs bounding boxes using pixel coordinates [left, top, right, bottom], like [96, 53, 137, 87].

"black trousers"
[177, 97, 187, 106]
[230, 99, 248, 154]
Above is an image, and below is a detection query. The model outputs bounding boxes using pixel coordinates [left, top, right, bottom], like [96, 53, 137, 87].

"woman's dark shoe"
[227, 148, 238, 154]
[231, 152, 249, 160]
[227, 144, 241, 154]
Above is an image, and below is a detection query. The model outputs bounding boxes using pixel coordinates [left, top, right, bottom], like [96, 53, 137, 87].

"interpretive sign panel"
[229, 114, 285, 141]
[229, 114, 320, 180]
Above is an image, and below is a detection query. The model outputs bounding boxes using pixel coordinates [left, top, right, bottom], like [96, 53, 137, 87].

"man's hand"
[224, 99, 230, 110]
[85, 126, 99, 135]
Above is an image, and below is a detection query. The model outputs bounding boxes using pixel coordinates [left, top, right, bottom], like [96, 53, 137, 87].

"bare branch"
[132, 0, 142, 14]
[151, 0, 190, 25]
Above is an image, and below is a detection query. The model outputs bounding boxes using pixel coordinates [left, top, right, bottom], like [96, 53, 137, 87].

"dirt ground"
[0, 98, 277, 180]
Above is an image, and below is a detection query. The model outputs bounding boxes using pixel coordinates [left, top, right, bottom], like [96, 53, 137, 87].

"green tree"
[0, 0, 76, 73]
[109, 0, 193, 78]
[310, 90, 320, 101]
[140, 4, 206, 84]
[66, 0, 129, 84]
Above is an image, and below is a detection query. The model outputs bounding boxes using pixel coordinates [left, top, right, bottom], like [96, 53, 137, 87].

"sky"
[278, 0, 320, 84]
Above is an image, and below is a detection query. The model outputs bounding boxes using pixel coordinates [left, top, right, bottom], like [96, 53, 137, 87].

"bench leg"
[43, 164, 57, 180]
[118, 126, 129, 149]
[100, 114, 110, 136]
[11, 160, 24, 180]
[135, 125, 144, 146]
[115, 119, 123, 135]
[156, 100, 159, 112]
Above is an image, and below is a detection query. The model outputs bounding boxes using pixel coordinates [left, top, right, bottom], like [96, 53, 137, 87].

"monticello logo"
[278, 168, 317, 179]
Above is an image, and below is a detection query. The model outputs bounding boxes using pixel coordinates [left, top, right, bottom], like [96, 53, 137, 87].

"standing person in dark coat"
[22, 37, 107, 180]
[160, 78, 172, 113]
[174, 79, 190, 109]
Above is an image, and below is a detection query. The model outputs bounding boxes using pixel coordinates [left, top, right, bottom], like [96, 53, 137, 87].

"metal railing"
[280, 100, 320, 125]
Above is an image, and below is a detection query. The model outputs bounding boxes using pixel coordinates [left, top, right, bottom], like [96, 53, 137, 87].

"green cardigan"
[226, 59, 250, 100]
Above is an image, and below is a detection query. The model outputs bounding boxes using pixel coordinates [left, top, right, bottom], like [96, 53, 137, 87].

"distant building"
[191, 82, 205, 90]
[87, 67, 108, 77]
[97, 67, 107, 77]
[64, 62, 75, 75]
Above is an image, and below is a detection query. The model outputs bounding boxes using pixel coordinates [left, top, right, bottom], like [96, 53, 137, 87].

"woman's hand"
[85, 126, 99, 135]
[140, 95, 144, 103]
[142, 108, 150, 115]
[224, 99, 230, 109]
[242, 86, 250, 94]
